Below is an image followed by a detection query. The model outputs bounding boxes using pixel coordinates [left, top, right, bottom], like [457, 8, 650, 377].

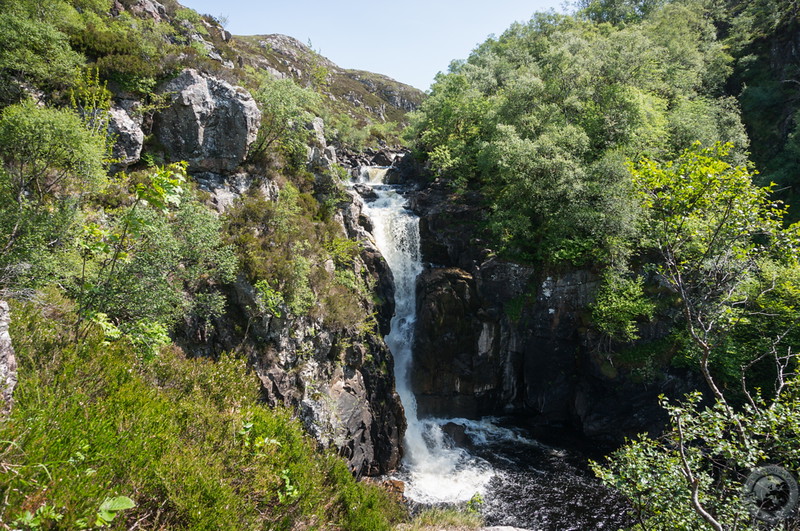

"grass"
[397, 507, 484, 531]
[0, 293, 404, 529]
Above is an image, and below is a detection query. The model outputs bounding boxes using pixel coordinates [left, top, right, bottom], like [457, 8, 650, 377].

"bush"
[225, 182, 370, 328]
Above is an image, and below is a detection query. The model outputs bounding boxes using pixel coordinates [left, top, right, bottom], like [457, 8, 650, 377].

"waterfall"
[355, 167, 493, 504]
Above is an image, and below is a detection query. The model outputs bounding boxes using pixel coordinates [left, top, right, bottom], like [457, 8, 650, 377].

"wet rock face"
[154, 69, 261, 174]
[0, 301, 16, 416]
[414, 268, 490, 417]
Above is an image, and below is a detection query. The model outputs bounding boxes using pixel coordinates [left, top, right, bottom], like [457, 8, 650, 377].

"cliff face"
[407, 176, 699, 442]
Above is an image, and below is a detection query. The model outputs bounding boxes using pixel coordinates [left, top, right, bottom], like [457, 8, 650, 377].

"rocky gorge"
[99, 57, 692, 483]
[399, 174, 703, 444]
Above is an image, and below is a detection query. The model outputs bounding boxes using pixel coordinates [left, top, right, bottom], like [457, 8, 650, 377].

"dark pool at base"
[444, 419, 633, 530]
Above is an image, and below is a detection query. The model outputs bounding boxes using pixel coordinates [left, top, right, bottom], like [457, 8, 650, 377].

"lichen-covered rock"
[108, 106, 143, 172]
[0, 301, 16, 416]
[192, 171, 279, 212]
[306, 117, 338, 170]
[127, 0, 166, 22]
[154, 69, 261, 174]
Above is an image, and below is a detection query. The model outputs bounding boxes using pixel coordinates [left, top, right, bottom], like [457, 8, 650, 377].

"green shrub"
[591, 269, 654, 342]
[225, 183, 368, 328]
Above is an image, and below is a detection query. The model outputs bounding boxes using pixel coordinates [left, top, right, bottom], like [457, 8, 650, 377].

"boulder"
[154, 69, 261, 174]
[307, 117, 326, 147]
[370, 149, 395, 167]
[108, 106, 143, 172]
[0, 301, 16, 416]
[353, 183, 378, 202]
[306, 118, 337, 169]
[128, 0, 166, 22]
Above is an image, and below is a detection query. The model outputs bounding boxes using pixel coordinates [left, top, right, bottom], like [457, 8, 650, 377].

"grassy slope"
[0, 293, 403, 529]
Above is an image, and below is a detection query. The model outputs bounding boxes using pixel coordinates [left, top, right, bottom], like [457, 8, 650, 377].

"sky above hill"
[180, 0, 568, 91]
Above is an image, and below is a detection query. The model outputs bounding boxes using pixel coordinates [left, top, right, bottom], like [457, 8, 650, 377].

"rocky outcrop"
[154, 69, 261, 174]
[125, 0, 166, 22]
[108, 106, 143, 172]
[407, 164, 699, 442]
[192, 171, 279, 212]
[306, 117, 338, 170]
[241, 305, 405, 477]
[0, 301, 16, 416]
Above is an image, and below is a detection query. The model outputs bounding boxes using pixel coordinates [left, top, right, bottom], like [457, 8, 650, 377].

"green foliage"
[93, 496, 136, 527]
[0, 298, 403, 529]
[0, 101, 107, 204]
[630, 143, 796, 375]
[248, 74, 321, 164]
[404, 507, 484, 530]
[68, 9, 177, 94]
[254, 279, 284, 318]
[70, 67, 113, 140]
[12, 503, 64, 530]
[594, 144, 800, 529]
[225, 183, 368, 327]
[0, 100, 109, 297]
[329, 113, 370, 150]
[408, 2, 746, 264]
[0, 0, 84, 103]
[593, 387, 800, 529]
[591, 270, 654, 342]
[78, 165, 236, 334]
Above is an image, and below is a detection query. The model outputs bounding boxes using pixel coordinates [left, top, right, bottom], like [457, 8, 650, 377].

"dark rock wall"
[408, 174, 698, 443]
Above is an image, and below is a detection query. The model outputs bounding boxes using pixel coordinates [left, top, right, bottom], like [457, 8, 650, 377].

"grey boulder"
[108, 106, 143, 172]
[154, 69, 261, 174]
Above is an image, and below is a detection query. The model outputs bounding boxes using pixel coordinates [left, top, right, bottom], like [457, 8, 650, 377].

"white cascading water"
[354, 167, 494, 503]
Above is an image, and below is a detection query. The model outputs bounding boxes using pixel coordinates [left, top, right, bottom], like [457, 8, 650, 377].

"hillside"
[0, 0, 421, 528]
[235, 34, 423, 124]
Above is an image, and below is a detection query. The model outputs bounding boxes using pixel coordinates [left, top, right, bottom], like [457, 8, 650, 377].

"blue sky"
[180, 0, 568, 91]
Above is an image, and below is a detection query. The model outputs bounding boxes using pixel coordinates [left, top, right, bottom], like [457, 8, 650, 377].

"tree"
[593, 143, 800, 530]
[631, 143, 795, 401]
[248, 74, 320, 161]
[0, 101, 106, 205]
[0, 101, 107, 295]
[78, 164, 237, 333]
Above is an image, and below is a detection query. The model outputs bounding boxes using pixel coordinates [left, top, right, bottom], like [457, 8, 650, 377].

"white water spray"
[354, 167, 494, 503]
